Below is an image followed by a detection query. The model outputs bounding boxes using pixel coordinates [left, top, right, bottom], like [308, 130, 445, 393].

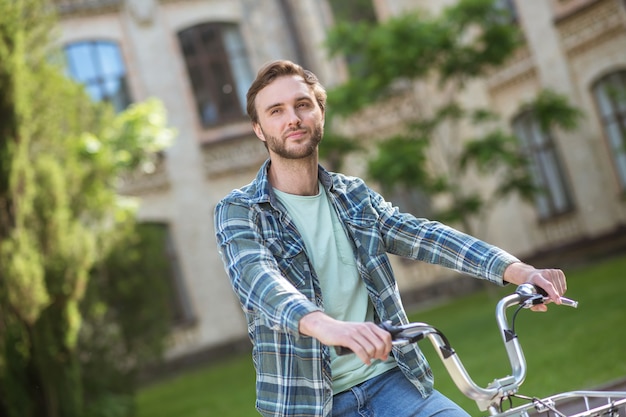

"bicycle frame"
[384, 284, 626, 416]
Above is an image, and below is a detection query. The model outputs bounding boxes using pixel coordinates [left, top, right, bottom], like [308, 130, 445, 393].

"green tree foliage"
[0, 1, 175, 416]
[80, 221, 175, 417]
[326, 0, 521, 116]
[318, 132, 364, 172]
[324, 0, 582, 235]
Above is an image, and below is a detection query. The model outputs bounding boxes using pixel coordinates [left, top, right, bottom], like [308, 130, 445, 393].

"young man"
[214, 60, 567, 417]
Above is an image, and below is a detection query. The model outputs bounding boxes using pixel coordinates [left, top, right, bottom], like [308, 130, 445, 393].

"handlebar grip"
[334, 321, 404, 356]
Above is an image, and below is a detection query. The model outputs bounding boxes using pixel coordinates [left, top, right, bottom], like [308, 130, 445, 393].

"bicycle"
[364, 284, 626, 417]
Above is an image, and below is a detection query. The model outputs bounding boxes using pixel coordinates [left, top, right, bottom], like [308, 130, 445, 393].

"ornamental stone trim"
[556, 0, 626, 57]
[202, 134, 267, 178]
[486, 46, 537, 93]
[539, 213, 584, 246]
[53, 0, 122, 16]
[117, 154, 171, 196]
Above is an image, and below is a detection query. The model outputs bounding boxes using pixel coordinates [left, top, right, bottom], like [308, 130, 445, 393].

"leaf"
[529, 89, 584, 132]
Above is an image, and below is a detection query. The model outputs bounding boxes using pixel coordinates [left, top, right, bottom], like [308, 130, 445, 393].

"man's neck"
[268, 156, 319, 196]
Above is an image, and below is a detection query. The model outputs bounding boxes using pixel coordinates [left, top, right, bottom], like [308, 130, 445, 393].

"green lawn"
[135, 255, 626, 417]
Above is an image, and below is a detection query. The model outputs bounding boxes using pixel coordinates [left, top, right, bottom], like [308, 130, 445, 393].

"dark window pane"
[201, 26, 219, 51]
[180, 32, 195, 57]
[592, 71, 626, 190]
[223, 25, 254, 108]
[188, 66, 204, 91]
[327, 0, 377, 78]
[178, 22, 253, 127]
[513, 112, 573, 219]
[200, 98, 218, 125]
[327, 0, 376, 23]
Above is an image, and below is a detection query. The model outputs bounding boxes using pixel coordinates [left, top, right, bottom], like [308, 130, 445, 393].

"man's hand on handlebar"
[299, 311, 392, 365]
[503, 262, 567, 312]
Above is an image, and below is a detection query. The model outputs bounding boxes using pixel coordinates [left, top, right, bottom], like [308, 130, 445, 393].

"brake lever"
[516, 284, 578, 308]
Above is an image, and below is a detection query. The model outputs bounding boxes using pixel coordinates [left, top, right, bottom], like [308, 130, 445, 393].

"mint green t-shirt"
[273, 184, 396, 394]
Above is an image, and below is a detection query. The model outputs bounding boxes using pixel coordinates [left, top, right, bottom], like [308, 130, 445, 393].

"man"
[214, 60, 567, 417]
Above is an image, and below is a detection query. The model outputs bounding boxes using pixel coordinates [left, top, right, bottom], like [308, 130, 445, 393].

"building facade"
[52, 0, 626, 363]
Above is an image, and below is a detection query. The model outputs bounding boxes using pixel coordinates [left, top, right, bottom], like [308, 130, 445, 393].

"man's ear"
[252, 123, 266, 143]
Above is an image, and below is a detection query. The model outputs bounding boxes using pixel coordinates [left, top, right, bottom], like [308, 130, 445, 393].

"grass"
[135, 255, 626, 417]
[135, 354, 257, 417]
[413, 254, 626, 415]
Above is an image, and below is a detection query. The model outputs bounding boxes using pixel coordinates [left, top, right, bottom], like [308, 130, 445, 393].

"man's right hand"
[299, 311, 392, 365]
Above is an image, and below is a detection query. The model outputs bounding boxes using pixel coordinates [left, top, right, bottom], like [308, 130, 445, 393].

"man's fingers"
[530, 304, 548, 312]
[348, 323, 392, 365]
[528, 268, 566, 305]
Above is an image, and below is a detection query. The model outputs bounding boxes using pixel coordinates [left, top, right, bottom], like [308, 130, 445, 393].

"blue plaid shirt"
[214, 160, 519, 417]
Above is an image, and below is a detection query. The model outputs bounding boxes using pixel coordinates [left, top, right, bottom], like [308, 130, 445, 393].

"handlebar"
[336, 284, 578, 413]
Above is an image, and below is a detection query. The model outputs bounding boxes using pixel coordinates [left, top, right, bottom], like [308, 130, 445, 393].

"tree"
[0, 1, 175, 416]
[323, 0, 582, 236]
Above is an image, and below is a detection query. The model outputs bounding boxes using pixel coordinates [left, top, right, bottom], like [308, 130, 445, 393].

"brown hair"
[246, 60, 327, 124]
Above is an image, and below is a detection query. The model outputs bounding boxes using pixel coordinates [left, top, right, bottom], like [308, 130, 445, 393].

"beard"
[261, 122, 324, 160]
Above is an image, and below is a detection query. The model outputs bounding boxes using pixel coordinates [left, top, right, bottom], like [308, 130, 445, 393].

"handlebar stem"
[394, 286, 577, 413]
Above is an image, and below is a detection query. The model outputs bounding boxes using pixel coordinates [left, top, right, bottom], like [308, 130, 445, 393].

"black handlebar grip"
[333, 321, 402, 356]
[534, 285, 549, 297]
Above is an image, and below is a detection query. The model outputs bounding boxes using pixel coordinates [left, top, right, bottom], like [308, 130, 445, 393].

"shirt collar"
[252, 159, 335, 208]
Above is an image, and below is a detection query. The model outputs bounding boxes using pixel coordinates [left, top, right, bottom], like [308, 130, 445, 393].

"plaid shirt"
[214, 160, 519, 417]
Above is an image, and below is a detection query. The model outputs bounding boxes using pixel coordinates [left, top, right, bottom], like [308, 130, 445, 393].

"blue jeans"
[332, 367, 471, 417]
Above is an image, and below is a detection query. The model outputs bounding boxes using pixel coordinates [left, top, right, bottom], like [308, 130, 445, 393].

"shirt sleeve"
[214, 198, 321, 337]
[367, 188, 520, 285]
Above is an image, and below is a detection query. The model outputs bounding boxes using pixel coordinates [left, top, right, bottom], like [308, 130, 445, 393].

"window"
[388, 187, 433, 219]
[327, 0, 377, 24]
[327, 0, 377, 77]
[178, 22, 253, 128]
[494, 0, 518, 22]
[512, 112, 574, 219]
[592, 70, 626, 192]
[64, 40, 132, 112]
[161, 223, 195, 326]
[138, 222, 194, 327]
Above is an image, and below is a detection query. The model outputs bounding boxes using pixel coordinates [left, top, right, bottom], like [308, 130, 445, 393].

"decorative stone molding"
[556, 0, 626, 57]
[117, 154, 171, 196]
[53, 0, 197, 16]
[166, 325, 201, 359]
[538, 213, 584, 247]
[52, 0, 122, 16]
[201, 134, 267, 178]
[486, 45, 538, 93]
[551, 0, 598, 20]
[333, 89, 423, 140]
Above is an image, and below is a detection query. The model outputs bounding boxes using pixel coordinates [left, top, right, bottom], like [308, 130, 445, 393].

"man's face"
[252, 75, 324, 160]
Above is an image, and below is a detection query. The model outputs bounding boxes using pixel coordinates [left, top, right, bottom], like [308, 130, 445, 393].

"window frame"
[591, 70, 626, 193]
[512, 111, 575, 220]
[64, 39, 132, 112]
[177, 22, 253, 129]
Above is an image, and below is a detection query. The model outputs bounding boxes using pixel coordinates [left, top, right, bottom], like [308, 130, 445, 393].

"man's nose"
[287, 108, 301, 127]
